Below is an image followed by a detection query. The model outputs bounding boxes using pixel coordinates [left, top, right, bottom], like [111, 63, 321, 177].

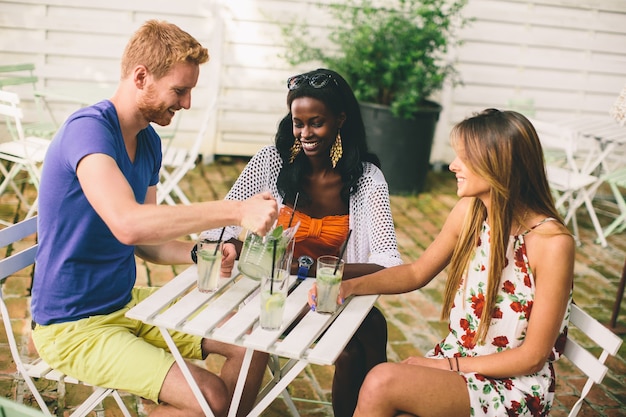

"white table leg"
[158, 326, 215, 416]
[246, 360, 308, 417]
[228, 348, 254, 417]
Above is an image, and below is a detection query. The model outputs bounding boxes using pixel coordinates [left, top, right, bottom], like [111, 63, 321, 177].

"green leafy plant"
[281, 0, 470, 119]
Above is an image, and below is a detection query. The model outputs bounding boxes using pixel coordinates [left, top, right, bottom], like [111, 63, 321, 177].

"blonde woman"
[311, 109, 575, 417]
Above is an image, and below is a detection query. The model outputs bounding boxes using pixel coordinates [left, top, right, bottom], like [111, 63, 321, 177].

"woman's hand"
[401, 356, 451, 371]
[221, 242, 237, 277]
[307, 282, 318, 311]
[307, 281, 346, 311]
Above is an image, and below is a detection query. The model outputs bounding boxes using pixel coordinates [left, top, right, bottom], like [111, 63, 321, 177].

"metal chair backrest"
[0, 63, 38, 90]
[0, 91, 50, 224]
[0, 216, 132, 416]
[0, 88, 27, 139]
[530, 117, 608, 246]
[157, 98, 214, 207]
[0, 64, 56, 139]
[563, 304, 623, 417]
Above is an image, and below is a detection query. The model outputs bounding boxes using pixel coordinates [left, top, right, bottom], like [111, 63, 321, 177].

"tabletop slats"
[182, 277, 259, 336]
[126, 267, 197, 322]
[307, 294, 378, 365]
[211, 276, 312, 345]
[211, 290, 261, 343]
[242, 278, 316, 351]
[271, 308, 332, 359]
[281, 278, 315, 326]
[152, 288, 216, 328]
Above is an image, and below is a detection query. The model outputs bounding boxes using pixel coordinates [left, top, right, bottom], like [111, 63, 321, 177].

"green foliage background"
[281, 0, 470, 119]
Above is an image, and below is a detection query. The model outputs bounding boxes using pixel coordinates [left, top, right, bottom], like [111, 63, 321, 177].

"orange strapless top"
[277, 206, 349, 260]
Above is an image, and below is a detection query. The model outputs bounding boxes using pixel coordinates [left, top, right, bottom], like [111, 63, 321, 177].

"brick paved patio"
[0, 156, 624, 416]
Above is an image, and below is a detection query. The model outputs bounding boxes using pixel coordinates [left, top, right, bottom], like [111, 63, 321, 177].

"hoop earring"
[330, 131, 343, 168]
[289, 138, 302, 164]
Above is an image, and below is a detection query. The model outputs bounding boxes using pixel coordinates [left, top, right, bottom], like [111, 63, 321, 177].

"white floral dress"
[427, 219, 571, 417]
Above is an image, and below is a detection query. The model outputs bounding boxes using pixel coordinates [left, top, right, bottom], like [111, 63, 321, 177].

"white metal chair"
[157, 112, 208, 207]
[531, 118, 608, 246]
[0, 63, 57, 139]
[563, 303, 622, 417]
[0, 91, 50, 226]
[0, 216, 133, 417]
[599, 167, 626, 238]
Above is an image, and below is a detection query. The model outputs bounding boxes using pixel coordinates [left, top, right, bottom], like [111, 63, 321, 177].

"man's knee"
[160, 363, 230, 417]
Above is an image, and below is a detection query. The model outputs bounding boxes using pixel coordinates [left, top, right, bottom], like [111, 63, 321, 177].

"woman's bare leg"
[353, 362, 471, 417]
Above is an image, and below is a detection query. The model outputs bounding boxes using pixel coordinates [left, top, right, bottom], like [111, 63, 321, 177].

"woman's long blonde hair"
[441, 109, 564, 344]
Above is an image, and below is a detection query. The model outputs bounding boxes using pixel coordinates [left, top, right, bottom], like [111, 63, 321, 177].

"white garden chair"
[157, 109, 210, 207]
[563, 303, 622, 417]
[0, 216, 133, 417]
[531, 118, 607, 247]
[0, 90, 50, 226]
[0, 63, 57, 139]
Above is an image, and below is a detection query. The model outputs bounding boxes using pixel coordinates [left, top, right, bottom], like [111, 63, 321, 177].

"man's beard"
[138, 85, 174, 127]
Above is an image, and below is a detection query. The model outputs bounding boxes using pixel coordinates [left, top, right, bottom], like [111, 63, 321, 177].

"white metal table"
[552, 116, 626, 175]
[125, 265, 377, 417]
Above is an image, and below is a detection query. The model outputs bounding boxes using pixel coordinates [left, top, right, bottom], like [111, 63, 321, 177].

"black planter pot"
[360, 101, 442, 194]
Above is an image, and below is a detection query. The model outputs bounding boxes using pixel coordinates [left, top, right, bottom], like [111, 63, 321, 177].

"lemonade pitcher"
[239, 221, 300, 281]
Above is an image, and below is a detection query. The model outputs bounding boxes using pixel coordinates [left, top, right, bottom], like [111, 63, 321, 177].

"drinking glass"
[315, 255, 344, 314]
[259, 268, 290, 330]
[197, 239, 222, 293]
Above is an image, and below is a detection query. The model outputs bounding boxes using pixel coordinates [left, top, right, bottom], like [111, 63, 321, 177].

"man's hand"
[239, 192, 278, 236]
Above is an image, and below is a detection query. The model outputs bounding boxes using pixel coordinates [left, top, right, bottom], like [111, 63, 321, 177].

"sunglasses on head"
[287, 73, 339, 90]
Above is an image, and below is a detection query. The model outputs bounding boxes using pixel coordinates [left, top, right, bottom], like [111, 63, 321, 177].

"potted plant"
[280, 0, 470, 193]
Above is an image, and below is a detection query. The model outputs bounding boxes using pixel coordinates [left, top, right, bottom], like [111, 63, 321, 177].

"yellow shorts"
[32, 287, 203, 403]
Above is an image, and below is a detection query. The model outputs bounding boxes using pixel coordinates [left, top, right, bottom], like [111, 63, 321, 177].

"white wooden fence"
[1, 0, 625, 164]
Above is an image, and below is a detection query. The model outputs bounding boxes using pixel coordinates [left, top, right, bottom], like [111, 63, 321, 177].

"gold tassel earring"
[330, 131, 343, 168]
[289, 138, 302, 163]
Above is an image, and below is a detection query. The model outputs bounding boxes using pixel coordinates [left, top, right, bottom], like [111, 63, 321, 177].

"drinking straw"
[213, 227, 226, 256]
[287, 192, 300, 229]
[270, 239, 277, 294]
[334, 229, 352, 274]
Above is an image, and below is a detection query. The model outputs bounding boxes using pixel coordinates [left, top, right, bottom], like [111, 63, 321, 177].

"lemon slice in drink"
[264, 293, 285, 311]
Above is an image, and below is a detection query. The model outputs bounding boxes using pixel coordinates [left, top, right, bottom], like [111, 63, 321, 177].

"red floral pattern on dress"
[471, 292, 486, 317]
[493, 336, 509, 347]
[426, 220, 571, 416]
[503, 280, 516, 294]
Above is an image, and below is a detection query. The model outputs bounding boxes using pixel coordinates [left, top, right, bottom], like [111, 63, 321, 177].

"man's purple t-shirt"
[32, 100, 162, 325]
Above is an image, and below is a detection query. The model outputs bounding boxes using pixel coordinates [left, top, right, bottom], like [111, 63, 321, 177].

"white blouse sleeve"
[348, 163, 403, 267]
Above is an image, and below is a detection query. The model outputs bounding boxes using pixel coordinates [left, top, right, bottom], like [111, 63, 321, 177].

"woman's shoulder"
[256, 145, 280, 158]
[526, 216, 570, 235]
[248, 145, 282, 165]
[361, 162, 386, 183]
[525, 217, 575, 252]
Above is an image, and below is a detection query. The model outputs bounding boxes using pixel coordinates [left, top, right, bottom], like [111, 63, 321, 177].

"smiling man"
[31, 20, 276, 417]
